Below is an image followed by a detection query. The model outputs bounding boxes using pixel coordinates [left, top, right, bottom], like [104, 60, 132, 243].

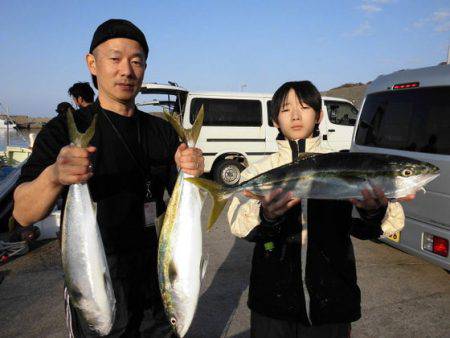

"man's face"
[87, 38, 146, 104]
[273, 88, 321, 141]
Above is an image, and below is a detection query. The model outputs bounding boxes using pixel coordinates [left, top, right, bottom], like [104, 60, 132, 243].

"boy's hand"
[244, 188, 301, 220]
[350, 186, 416, 210]
[175, 143, 204, 177]
[51, 145, 96, 186]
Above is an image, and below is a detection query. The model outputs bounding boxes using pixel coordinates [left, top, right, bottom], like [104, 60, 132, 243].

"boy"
[227, 81, 411, 338]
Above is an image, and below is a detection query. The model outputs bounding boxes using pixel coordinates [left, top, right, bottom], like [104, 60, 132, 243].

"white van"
[351, 64, 450, 271]
[139, 83, 358, 185]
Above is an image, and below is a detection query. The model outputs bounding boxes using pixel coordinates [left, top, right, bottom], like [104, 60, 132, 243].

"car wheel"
[213, 160, 244, 186]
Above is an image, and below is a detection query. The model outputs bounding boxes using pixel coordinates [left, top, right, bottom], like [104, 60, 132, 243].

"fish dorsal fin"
[66, 107, 97, 147]
[200, 254, 209, 281]
[164, 105, 204, 147]
[296, 152, 319, 161]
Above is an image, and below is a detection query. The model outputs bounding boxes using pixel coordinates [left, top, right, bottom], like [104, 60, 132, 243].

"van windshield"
[355, 86, 450, 155]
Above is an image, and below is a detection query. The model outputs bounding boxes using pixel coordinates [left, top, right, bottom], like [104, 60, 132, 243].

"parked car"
[139, 83, 357, 186]
[351, 63, 450, 271]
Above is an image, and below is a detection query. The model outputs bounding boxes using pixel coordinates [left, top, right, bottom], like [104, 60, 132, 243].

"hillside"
[322, 82, 368, 109]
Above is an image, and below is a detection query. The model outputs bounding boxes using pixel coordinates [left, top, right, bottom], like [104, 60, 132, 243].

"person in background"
[55, 101, 73, 115]
[68, 81, 95, 109]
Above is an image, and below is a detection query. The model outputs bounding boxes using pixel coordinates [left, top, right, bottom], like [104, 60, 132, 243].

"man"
[13, 19, 204, 337]
[68, 82, 95, 109]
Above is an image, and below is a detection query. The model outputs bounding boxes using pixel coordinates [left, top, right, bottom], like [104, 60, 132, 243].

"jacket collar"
[277, 136, 322, 163]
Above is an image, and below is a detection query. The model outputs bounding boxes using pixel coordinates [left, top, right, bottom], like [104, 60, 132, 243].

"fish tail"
[66, 108, 97, 147]
[185, 177, 231, 230]
[164, 105, 204, 147]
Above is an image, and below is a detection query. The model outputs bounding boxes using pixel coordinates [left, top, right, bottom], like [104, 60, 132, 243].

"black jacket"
[245, 140, 386, 325]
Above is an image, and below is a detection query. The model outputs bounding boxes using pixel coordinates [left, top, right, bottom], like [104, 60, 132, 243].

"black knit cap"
[89, 19, 149, 58]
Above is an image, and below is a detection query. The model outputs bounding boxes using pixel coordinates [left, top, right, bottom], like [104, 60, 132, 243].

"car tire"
[213, 159, 244, 186]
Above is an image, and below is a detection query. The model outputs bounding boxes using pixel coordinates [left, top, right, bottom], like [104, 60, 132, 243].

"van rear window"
[355, 87, 450, 155]
[190, 98, 262, 126]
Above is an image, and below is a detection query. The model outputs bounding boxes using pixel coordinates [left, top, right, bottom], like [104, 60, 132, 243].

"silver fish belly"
[62, 183, 115, 336]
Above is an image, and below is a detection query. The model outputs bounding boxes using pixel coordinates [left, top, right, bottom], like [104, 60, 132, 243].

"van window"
[324, 101, 358, 126]
[190, 98, 262, 126]
[355, 87, 450, 155]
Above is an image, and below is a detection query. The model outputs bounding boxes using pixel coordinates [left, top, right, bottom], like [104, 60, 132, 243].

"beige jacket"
[227, 136, 405, 238]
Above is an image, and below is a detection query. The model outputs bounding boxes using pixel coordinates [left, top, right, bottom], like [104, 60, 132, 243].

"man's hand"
[51, 145, 96, 186]
[350, 186, 416, 210]
[175, 143, 204, 177]
[244, 188, 301, 220]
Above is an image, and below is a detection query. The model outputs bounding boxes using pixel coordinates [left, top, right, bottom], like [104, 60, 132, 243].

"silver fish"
[158, 108, 206, 337]
[61, 109, 115, 336]
[186, 152, 440, 229]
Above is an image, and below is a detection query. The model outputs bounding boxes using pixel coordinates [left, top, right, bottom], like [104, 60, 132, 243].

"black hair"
[55, 102, 73, 115]
[270, 81, 322, 124]
[68, 82, 95, 103]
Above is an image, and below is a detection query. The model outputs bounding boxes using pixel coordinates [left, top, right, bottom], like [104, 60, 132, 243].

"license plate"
[387, 231, 400, 243]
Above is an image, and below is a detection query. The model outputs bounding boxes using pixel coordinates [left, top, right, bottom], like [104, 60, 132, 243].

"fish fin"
[155, 212, 165, 238]
[103, 272, 115, 301]
[66, 108, 97, 147]
[200, 254, 209, 281]
[187, 105, 204, 146]
[68, 285, 83, 305]
[185, 177, 230, 230]
[168, 260, 178, 286]
[296, 152, 320, 161]
[164, 105, 204, 147]
[164, 112, 187, 144]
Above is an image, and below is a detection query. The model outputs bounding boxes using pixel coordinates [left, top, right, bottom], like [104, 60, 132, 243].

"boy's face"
[273, 88, 322, 141]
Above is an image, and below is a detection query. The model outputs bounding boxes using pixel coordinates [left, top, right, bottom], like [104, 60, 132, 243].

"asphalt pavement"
[0, 208, 449, 338]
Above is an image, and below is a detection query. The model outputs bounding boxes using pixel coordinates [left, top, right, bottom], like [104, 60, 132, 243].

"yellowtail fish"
[158, 107, 207, 337]
[61, 109, 116, 336]
[186, 152, 440, 229]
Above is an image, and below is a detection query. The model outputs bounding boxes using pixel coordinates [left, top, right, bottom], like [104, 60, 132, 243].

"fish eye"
[402, 169, 413, 177]
[170, 317, 177, 325]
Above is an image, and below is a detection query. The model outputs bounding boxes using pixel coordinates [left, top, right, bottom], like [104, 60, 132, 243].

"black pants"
[250, 311, 351, 338]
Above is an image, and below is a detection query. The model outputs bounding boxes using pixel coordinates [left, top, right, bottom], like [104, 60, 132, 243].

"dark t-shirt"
[18, 100, 179, 271]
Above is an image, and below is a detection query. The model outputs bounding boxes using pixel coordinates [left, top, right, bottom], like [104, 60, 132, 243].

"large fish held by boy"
[61, 109, 116, 336]
[186, 152, 440, 229]
[158, 108, 206, 338]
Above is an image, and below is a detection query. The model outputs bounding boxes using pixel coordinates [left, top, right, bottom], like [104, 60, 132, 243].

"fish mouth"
[420, 173, 440, 186]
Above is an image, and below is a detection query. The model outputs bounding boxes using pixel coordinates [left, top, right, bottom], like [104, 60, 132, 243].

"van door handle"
[328, 129, 335, 132]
